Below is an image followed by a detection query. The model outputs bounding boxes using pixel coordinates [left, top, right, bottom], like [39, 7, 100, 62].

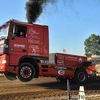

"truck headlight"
[2, 60, 7, 64]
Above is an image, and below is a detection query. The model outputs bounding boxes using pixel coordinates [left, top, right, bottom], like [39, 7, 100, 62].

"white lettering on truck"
[78, 58, 83, 63]
[57, 60, 64, 65]
[14, 44, 25, 48]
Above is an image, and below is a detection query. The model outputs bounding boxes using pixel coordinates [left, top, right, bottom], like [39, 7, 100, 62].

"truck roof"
[0, 19, 48, 28]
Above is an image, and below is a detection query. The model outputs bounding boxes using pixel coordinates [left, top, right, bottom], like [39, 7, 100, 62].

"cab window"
[11, 24, 27, 38]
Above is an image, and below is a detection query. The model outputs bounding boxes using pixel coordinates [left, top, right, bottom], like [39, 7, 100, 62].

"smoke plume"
[25, 0, 57, 23]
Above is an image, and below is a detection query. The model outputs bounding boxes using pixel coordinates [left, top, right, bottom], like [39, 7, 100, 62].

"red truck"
[0, 19, 91, 83]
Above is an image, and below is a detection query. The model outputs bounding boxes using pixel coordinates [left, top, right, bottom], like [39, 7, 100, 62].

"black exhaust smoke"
[25, 0, 57, 23]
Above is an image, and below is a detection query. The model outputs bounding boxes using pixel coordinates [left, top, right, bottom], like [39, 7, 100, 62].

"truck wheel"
[4, 73, 17, 81]
[74, 69, 88, 84]
[17, 63, 35, 82]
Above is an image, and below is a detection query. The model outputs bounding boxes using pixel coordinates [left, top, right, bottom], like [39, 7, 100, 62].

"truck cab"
[0, 19, 49, 82]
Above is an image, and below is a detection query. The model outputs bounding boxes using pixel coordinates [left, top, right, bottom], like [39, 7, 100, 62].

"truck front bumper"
[0, 54, 18, 74]
[6, 66, 18, 74]
[0, 65, 18, 74]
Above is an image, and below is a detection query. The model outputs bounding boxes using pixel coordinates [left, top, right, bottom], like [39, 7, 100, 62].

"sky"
[0, 0, 100, 56]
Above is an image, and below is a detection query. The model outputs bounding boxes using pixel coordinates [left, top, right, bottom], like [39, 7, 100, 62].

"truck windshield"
[0, 23, 10, 40]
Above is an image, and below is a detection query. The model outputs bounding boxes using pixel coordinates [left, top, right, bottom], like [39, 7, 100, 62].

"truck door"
[9, 24, 27, 65]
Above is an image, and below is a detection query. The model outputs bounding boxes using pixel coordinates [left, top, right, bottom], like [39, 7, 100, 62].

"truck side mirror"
[12, 24, 17, 40]
[13, 24, 17, 34]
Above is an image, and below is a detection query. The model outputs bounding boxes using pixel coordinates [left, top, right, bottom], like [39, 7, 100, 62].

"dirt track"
[0, 76, 100, 100]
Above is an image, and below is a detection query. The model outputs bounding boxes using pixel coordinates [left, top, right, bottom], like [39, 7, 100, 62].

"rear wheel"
[17, 63, 35, 82]
[74, 69, 88, 84]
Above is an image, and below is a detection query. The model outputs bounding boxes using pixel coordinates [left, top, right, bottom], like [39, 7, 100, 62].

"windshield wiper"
[0, 36, 5, 41]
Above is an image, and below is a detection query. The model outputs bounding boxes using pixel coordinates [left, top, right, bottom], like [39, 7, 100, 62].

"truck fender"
[18, 56, 39, 78]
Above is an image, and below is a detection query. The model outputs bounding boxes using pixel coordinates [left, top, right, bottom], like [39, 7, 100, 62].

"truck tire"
[74, 69, 88, 84]
[4, 73, 17, 81]
[17, 63, 35, 82]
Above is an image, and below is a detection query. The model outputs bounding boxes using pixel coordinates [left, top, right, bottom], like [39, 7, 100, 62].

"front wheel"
[17, 63, 35, 82]
[74, 69, 88, 84]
